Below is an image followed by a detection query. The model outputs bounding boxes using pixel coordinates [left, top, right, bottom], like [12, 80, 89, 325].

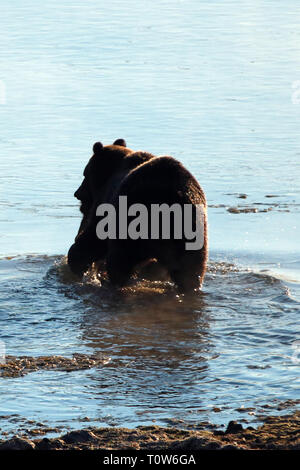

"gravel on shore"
[0, 411, 298, 451]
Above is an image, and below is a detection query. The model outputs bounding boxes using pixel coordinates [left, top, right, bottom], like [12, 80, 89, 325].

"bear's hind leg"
[106, 243, 139, 287]
[170, 268, 200, 294]
[165, 249, 207, 294]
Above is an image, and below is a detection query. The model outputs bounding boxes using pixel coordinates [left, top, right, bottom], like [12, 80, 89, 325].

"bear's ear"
[113, 138, 126, 147]
[93, 142, 103, 154]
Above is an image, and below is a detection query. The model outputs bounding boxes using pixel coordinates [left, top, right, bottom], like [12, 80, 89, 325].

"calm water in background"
[0, 0, 299, 436]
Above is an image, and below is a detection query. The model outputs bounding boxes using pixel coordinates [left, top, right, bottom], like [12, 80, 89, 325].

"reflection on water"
[0, 255, 299, 436]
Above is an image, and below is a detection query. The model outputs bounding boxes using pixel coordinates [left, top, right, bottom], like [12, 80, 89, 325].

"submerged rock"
[225, 421, 244, 434]
[227, 206, 258, 214]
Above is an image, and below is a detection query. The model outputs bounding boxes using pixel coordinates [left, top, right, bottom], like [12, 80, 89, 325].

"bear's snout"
[74, 188, 81, 199]
[74, 181, 88, 201]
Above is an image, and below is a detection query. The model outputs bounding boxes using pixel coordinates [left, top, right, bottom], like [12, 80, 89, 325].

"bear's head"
[74, 139, 132, 218]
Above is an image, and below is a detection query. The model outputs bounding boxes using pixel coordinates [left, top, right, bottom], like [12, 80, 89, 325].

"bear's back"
[118, 155, 206, 207]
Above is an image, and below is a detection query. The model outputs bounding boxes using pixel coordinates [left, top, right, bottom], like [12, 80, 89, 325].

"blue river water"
[0, 0, 299, 437]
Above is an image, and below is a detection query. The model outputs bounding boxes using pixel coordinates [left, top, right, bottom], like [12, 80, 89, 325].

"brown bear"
[68, 139, 208, 293]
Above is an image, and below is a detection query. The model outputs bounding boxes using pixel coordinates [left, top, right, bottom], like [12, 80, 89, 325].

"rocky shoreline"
[0, 411, 298, 451]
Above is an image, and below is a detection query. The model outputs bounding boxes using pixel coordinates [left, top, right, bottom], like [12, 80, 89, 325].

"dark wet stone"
[227, 207, 240, 213]
[204, 441, 222, 450]
[35, 438, 64, 450]
[213, 430, 225, 436]
[0, 436, 35, 450]
[212, 407, 222, 412]
[266, 443, 277, 449]
[225, 421, 244, 434]
[221, 444, 241, 451]
[61, 430, 98, 444]
[235, 407, 255, 413]
[170, 436, 217, 450]
[290, 443, 300, 450]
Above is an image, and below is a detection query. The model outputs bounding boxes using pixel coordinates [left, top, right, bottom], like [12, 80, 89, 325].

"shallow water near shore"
[0, 0, 299, 438]
[0, 254, 299, 437]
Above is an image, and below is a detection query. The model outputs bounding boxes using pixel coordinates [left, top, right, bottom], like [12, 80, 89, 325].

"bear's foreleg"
[67, 232, 107, 277]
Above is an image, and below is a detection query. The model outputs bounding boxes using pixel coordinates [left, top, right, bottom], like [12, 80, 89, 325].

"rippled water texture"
[0, 255, 299, 436]
[0, 0, 299, 436]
